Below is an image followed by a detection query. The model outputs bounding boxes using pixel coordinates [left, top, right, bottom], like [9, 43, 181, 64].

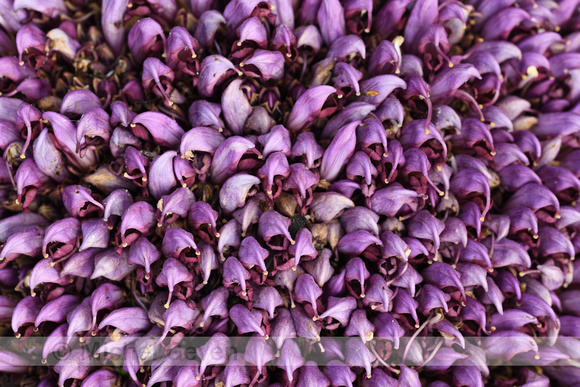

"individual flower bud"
[458, 201, 482, 239]
[430, 64, 481, 109]
[374, 314, 403, 352]
[210, 136, 258, 184]
[258, 210, 295, 250]
[370, 183, 422, 217]
[217, 219, 241, 261]
[14, 159, 50, 208]
[235, 16, 267, 50]
[221, 78, 252, 135]
[450, 169, 491, 221]
[142, 57, 176, 108]
[54, 349, 92, 387]
[258, 152, 290, 200]
[197, 54, 239, 98]
[166, 25, 199, 67]
[12, 296, 43, 337]
[323, 360, 356, 387]
[156, 258, 193, 308]
[417, 284, 450, 315]
[128, 18, 166, 63]
[0, 225, 44, 264]
[102, 189, 133, 226]
[162, 228, 200, 262]
[291, 131, 325, 169]
[29, 259, 69, 296]
[240, 49, 285, 81]
[325, 269, 347, 298]
[101, 0, 129, 55]
[131, 112, 184, 149]
[198, 241, 218, 287]
[400, 120, 448, 167]
[275, 339, 303, 382]
[42, 217, 80, 259]
[110, 127, 140, 158]
[392, 288, 419, 328]
[497, 165, 542, 192]
[345, 309, 375, 343]
[61, 249, 97, 278]
[62, 185, 103, 218]
[67, 297, 92, 338]
[239, 236, 269, 274]
[33, 128, 71, 182]
[346, 151, 377, 186]
[295, 274, 323, 315]
[287, 85, 338, 131]
[346, 337, 376, 379]
[230, 304, 266, 336]
[244, 335, 275, 377]
[220, 173, 261, 213]
[289, 228, 317, 268]
[317, 296, 357, 326]
[223, 257, 250, 296]
[59, 90, 102, 117]
[359, 75, 407, 108]
[222, 353, 250, 387]
[338, 230, 382, 257]
[188, 100, 224, 130]
[157, 188, 194, 228]
[91, 248, 136, 281]
[89, 283, 123, 332]
[317, 0, 346, 46]
[297, 361, 330, 387]
[199, 287, 229, 328]
[323, 102, 375, 140]
[538, 226, 575, 260]
[422, 262, 465, 299]
[118, 201, 155, 248]
[180, 127, 225, 161]
[35, 294, 79, 327]
[456, 264, 488, 293]
[310, 192, 355, 223]
[76, 108, 111, 158]
[16, 24, 47, 67]
[81, 369, 118, 387]
[478, 277, 504, 315]
[292, 304, 322, 341]
[155, 300, 199, 346]
[256, 127, 290, 160]
[390, 263, 422, 297]
[537, 165, 580, 202]
[128, 236, 161, 280]
[329, 180, 362, 199]
[363, 274, 393, 313]
[253, 286, 284, 320]
[440, 217, 468, 247]
[147, 151, 178, 199]
[340, 207, 379, 236]
[302, 249, 334, 287]
[270, 308, 297, 353]
[380, 231, 411, 260]
[333, 63, 362, 99]
[98, 306, 151, 335]
[503, 183, 560, 223]
[195, 8, 227, 48]
[188, 201, 219, 237]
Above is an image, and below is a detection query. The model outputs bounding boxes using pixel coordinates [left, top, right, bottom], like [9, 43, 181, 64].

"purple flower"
[287, 85, 338, 131]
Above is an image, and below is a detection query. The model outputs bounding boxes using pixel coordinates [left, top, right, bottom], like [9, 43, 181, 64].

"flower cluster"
[0, 0, 579, 386]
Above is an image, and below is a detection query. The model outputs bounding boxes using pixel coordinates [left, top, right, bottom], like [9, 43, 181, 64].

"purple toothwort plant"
[0, 0, 579, 385]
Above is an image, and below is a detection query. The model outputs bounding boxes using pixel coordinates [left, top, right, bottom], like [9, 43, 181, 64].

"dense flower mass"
[1, 0, 580, 385]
